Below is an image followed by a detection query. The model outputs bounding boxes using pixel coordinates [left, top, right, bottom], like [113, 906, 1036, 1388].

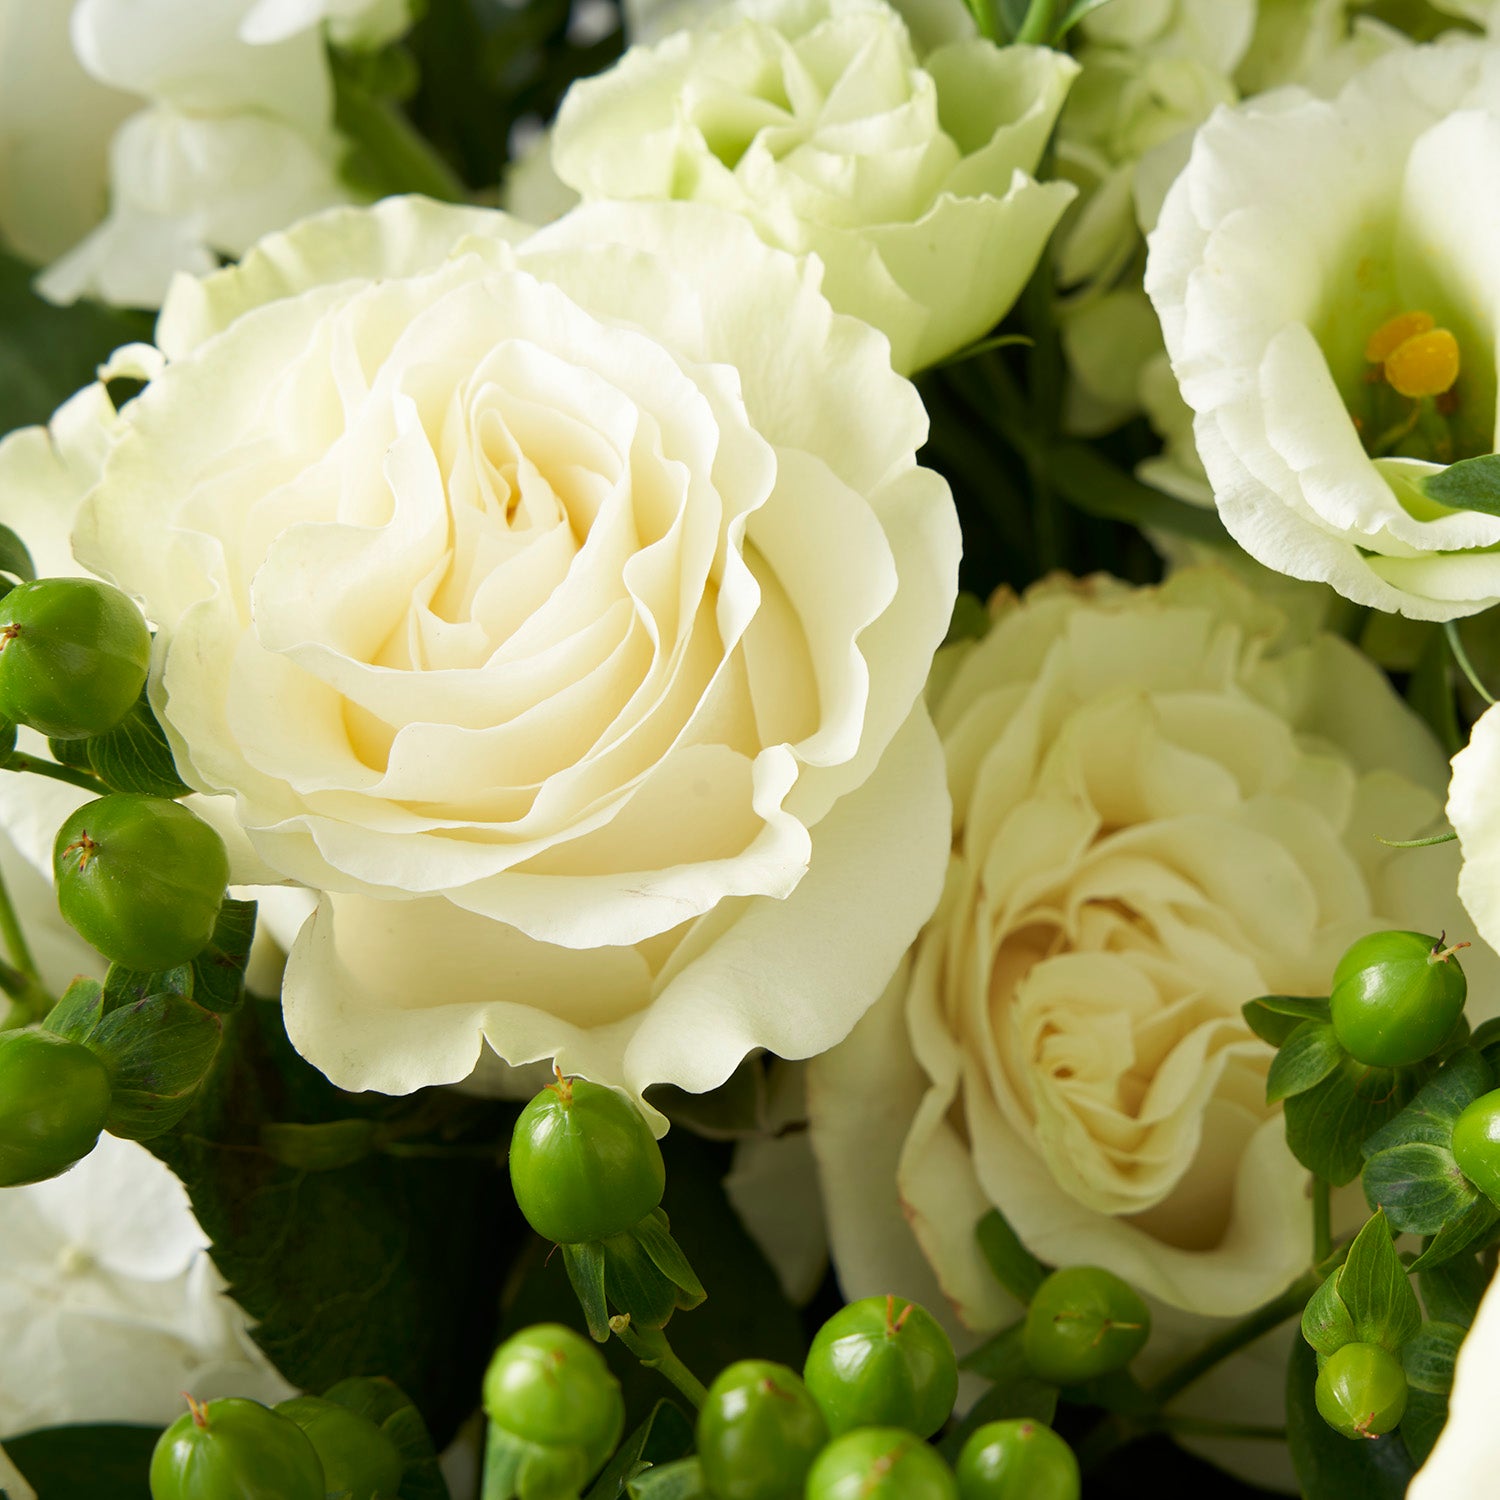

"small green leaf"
[975, 1207, 1049, 1304]
[1268, 1020, 1345, 1104]
[1302, 1269, 1356, 1358]
[0, 523, 34, 584]
[1363, 1142, 1477, 1235]
[1419, 453, 1500, 516]
[102, 961, 194, 1013]
[321, 1376, 450, 1500]
[1407, 1196, 1500, 1272]
[1402, 1320, 1465, 1395]
[261, 1119, 380, 1172]
[1419, 1254, 1489, 1327]
[1362, 1050, 1492, 1156]
[1285, 1060, 1415, 1185]
[1402, 1388, 1450, 1468]
[562, 1240, 611, 1343]
[89, 992, 223, 1140]
[632, 1208, 706, 1309]
[1335, 1212, 1422, 1354]
[43, 977, 105, 1043]
[56, 692, 191, 799]
[626, 1457, 706, 1500]
[1243, 995, 1332, 1048]
[586, 1401, 694, 1500]
[191, 898, 257, 1013]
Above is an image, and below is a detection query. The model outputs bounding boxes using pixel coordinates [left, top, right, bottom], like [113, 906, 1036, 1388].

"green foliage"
[1399, 1321, 1465, 1466]
[1242, 994, 1331, 1048]
[1286, 1340, 1415, 1499]
[5, 1423, 158, 1499]
[49, 691, 192, 799]
[1284, 1057, 1415, 1185]
[147, 998, 521, 1446]
[1336, 1213, 1423, 1354]
[626, 1457, 706, 1500]
[586, 1402, 695, 1499]
[975, 1207, 1049, 1304]
[1419, 452, 1500, 515]
[0, 523, 34, 584]
[321, 1376, 451, 1500]
[1266, 1020, 1344, 1104]
[1418, 1253, 1489, 1328]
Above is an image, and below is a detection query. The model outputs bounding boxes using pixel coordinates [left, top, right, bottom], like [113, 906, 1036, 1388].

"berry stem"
[0, 855, 42, 1002]
[3, 752, 111, 796]
[608, 1315, 708, 1409]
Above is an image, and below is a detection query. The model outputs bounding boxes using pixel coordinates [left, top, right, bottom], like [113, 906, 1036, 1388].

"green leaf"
[586, 1401, 694, 1500]
[1056, 0, 1115, 33]
[190, 898, 258, 1014]
[563, 1240, 612, 1343]
[43, 977, 106, 1042]
[1402, 1320, 1466, 1395]
[260, 1119, 381, 1171]
[1335, 1212, 1422, 1354]
[1408, 627, 1463, 757]
[975, 1207, 1049, 1303]
[1243, 995, 1332, 1048]
[1362, 1049, 1492, 1155]
[1407, 1196, 1500, 1272]
[0, 523, 34, 584]
[52, 692, 191, 800]
[0, 249, 149, 433]
[1043, 442, 1232, 547]
[1268, 1020, 1345, 1104]
[1419, 1254, 1489, 1327]
[89, 991, 223, 1139]
[1285, 1060, 1416, 1185]
[147, 998, 521, 1446]
[1301, 1269, 1356, 1358]
[322, 1376, 450, 1500]
[102, 960, 194, 1012]
[1363, 1142, 1478, 1235]
[937, 1357, 1057, 1464]
[332, 50, 466, 202]
[626, 1458, 706, 1500]
[1402, 1388, 1450, 1469]
[5, 1424, 157, 1500]
[1286, 1338, 1416, 1500]
[1419, 453, 1500, 516]
[632, 1208, 706, 1309]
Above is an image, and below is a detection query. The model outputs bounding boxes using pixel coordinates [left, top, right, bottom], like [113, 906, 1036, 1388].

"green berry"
[1453, 1087, 1500, 1206]
[509, 1076, 664, 1244]
[483, 1324, 624, 1488]
[0, 1028, 111, 1186]
[804, 1428, 957, 1500]
[275, 1396, 403, 1500]
[1022, 1266, 1150, 1386]
[696, 1359, 827, 1500]
[0, 577, 150, 739]
[803, 1295, 958, 1439]
[149, 1396, 325, 1500]
[955, 1420, 1079, 1500]
[1330, 930, 1467, 1068]
[1315, 1341, 1408, 1440]
[54, 795, 228, 971]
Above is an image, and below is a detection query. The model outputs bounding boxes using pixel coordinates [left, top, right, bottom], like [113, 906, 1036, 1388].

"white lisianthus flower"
[239, 0, 417, 48]
[49, 195, 959, 1103]
[1146, 38, 1500, 620]
[1447, 703, 1500, 959]
[0, 1133, 293, 1436]
[807, 567, 1479, 1341]
[548, 0, 1078, 375]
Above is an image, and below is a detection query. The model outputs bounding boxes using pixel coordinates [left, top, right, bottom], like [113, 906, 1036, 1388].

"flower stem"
[609, 1316, 708, 1409]
[0, 860, 51, 1024]
[1445, 619, 1496, 705]
[1014, 0, 1060, 44]
[1313, 1177, 1332, 1264]
[3, 752, 111, 796]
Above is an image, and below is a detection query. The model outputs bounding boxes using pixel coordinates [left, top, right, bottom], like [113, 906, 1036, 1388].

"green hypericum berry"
[1314, 1341, 1408, 1440]
[1022, 1266, 1151, 1386]
[803, 1295, 958, 1439]
[149, 1396, 325, 1500]
[274, 1396, 403, 1500]
[0, 1028, 111, 1186]
[955, 1419, 1080, 1500]
[804, 1428, 957, 1500]
[0, 577, 150, 739]
[53, 795, 228, 971]
[696, 1359, 828, 1500]
[1329, 930, 1468, 1068]
[1452, 1087, 1500, 1206]
[483, 1324, 624, 1486]
[509, 1074, 664, 1244]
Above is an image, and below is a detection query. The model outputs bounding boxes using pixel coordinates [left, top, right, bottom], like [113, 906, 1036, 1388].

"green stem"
[1157, 1416, 1287, 1443]
[1445, 619, 1496, 706]
[0, 861, 51, 1025]
[1313, 1178, 1332, 1264]
[4, 752, 111, 796]
[1014, 0, 1060, 43]
[609, 1317, 708, 1409]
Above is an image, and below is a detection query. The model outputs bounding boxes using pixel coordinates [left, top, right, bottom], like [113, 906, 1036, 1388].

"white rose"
[56, 195, 959, 1103]
[548, 0, 1077, 375]
[1146, 38, 1500, 620]
[0, 1132, 292, 1436]
[807, 566, 1480, 1336]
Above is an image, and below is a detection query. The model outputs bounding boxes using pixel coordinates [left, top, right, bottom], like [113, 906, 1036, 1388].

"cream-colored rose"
[1146, 38, 1500, 620]
[548, 0, 1077, 375]
[58, 195, 958, 1102]
[807, 567, 1480, 1350]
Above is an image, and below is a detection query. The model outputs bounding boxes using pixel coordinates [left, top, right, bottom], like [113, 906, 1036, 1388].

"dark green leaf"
[586, 1401, 694, 1500]
[1407, 1196, 1500, 1272]
[1419, 453, 1500, 516]
[626, 1458, 706, 1500]
[1401, 1388, 1449, 1469]
[322, 1376, 450, 1500]
[1363, 1142, 1479, 1234]
[102, 961, 193, 1012]
[90, 992, 222, 1139]
[937, 1361, 1057, 1463]
[0, 523, 33, 583]
[1408, 628, 1463, 757]
[975, 1207, 1049, 1303]
[1302, 1269, 1356, 1358]
[1268, 1020, 1345, 1104]
[1285, 1060, 1415, 1185]
[1336, 1212, 1422, 1353]
[633, 1209, 706, 1308]
[1362, 1050, 1491, 1155]
[43, 976, 105, 1043]
[332, 51, 466, 202]
[148, 998, 521, 1446]
[1402, 1320, 1466, 1395]
[1419, 1254, 1489, 1327]
[190, 898, 257, 1014]
[1044, 442, 1232, 547]
[260, 1119, 380, 1171]
[5, 1424, 157, 1500]
[77, 694, 192, 798]
[1286, 1338, 1415, 1500]
[563, 1240, 612, 1343]
[959, 1319, 1028, 1381]
[1243, 995, 1332, 1047]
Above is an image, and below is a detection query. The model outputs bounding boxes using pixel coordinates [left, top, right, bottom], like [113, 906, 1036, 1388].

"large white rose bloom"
[807, 566, 1480, 1335]
[548, 0, 1078, 375]
[0, 1133, 293, 1437]
[35, 195, 960, 1102]
[1146, 38, 1500, 620]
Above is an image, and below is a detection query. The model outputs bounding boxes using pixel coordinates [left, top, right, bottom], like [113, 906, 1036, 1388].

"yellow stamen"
[1385, 328, 1461, 399]
[1365, 310, 1435, 363]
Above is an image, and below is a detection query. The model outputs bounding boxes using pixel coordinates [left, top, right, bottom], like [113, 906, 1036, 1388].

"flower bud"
[697, 1359, 828, 1500]
[1022, 1266, 1151, 1386]
[0, 1028, 111, 1186]
[1330, 930, 1467, 1068]
[0, 577, 150, 740]
[1314, 1341, 1408, 1440]
[149, 1396, 325, 1500]
[803, 1296, 958, 1439]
